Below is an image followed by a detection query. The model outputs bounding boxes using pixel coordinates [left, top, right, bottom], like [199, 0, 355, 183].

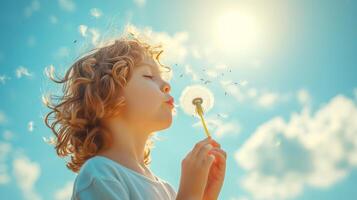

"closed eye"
[143, 75, 154, 79]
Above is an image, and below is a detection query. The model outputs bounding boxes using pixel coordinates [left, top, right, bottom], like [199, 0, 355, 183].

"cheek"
[124, 78, 163, 117]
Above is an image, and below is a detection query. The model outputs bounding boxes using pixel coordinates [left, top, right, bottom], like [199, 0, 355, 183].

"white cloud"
[3, 130, 14, 141]
[235, 94, 357, 200]
[24, 0, 40, 17]
[27, 36, 36, 47]
[124, 24, 189, 65]
[220, 80, 290, 109]
[133, 0, 146, 7]
[297, 89, 311, 108]
[184, 64, 199, 81]
[15, 66, 32, 78]
[53, 46, 70, 59]
[203, 64, 228, 79]
[78, 24, 88, 37]
[192, 114, 240, 138]
[54, 181, 74, 200]
[13, 155, 42, 200]
[190, 46, 202, 59]
[89, 28, 100, 45]
[0, 142, 12, 184]
[78, 25, 100, 46]
[49, 15, 58, 24]
[0, 110, 7, 124]
[90, 8, 102, 18]
[58, 0, 75, 12]
[256, 92, 281, 109]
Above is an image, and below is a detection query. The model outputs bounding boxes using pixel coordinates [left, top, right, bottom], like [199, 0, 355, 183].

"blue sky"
[0, 0, 357, 199]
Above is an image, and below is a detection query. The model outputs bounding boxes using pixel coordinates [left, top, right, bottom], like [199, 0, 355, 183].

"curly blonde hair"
[43, 36, 170, 173]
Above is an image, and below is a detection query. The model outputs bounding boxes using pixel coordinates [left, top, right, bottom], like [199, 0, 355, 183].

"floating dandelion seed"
[90, 8, 102, 18]
[217, 113, 229, 118]
[28, 121, 34, 132]
[42, 136, 56, 146]
[179, 85, 214, 137]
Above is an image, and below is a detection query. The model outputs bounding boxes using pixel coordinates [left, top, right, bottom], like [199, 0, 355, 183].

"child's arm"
[73, 178, 130, 200]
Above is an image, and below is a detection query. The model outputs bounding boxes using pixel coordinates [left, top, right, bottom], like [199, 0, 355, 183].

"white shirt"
[71, 155, 177, 200]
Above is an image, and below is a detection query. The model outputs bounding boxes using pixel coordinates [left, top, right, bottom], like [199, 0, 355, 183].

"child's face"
[120, 56, 173, 132]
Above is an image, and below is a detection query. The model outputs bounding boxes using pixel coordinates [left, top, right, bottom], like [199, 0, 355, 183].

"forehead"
[137, 58, 161, 74]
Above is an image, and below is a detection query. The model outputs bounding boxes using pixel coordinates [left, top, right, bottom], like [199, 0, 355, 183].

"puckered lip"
[165, 96, 174, 106]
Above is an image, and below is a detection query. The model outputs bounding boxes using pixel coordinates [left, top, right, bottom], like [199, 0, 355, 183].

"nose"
[162, 81, 171, 94]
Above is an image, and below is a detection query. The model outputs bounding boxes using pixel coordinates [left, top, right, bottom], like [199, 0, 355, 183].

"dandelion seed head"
[179, 85, 214, 117]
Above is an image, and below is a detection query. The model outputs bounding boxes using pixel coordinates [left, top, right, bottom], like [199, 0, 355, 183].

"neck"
[98, 117, 150, 168]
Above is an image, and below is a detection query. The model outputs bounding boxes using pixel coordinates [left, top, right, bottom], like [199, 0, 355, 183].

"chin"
[155, 116, 173, 131]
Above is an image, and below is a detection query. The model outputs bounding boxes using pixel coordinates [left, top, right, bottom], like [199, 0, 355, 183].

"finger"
[196, 143, 214, 160]
[210, 139, 221, 148]
[209, 150, 227, 169]
[209, 148, 227, 161]
[191, 137, 213, 156]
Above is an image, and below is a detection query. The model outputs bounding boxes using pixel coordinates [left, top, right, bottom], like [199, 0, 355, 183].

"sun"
[213, 10, 261, 54]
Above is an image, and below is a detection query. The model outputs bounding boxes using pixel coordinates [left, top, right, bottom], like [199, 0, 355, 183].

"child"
[44, 35, 227, 200]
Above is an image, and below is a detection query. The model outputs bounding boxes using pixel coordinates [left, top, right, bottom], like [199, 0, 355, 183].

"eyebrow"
[139, 62, 161, 74]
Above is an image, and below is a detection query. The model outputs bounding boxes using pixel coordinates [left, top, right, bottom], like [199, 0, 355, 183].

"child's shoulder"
[73, 156, 125, 192]
[78, 155, 124, 178]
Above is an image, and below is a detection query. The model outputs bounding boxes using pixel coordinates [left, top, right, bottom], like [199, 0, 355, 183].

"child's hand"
[202, 140, 227, 200]
[176, 137, 216, 200]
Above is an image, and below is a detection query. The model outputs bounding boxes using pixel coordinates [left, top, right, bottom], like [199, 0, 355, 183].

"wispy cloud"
[2, 130, 14, 141]
[78, 25, 100, 46]
[78, 24, 88, 37]
[15, 66, 32, 78]
[0, 142, 12, 184]
[24, 0, 40, 18]
[53, 46, 70, 60]
[0, 110, 7, 124]
[124, 24, 189, 65]
[90, 8, 102, 18]
[54, 181, 74, 200]
[13, 154, 42, 200]
[220, 80, 291, 109]
[27, 36, 36, 47]
[49, 15, 58, 24]
[192, 113, 241, 138]
[297, 89, 311, 109]
[0, 75, 10, 84]
[133, 0, 146, 7]
[235, 94, 357, 200]
[184, 64, 199, 81]
[58, 0, 75, 12]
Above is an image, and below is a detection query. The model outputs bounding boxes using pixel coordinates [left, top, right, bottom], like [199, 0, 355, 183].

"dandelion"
[179, 85, 214, 137]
